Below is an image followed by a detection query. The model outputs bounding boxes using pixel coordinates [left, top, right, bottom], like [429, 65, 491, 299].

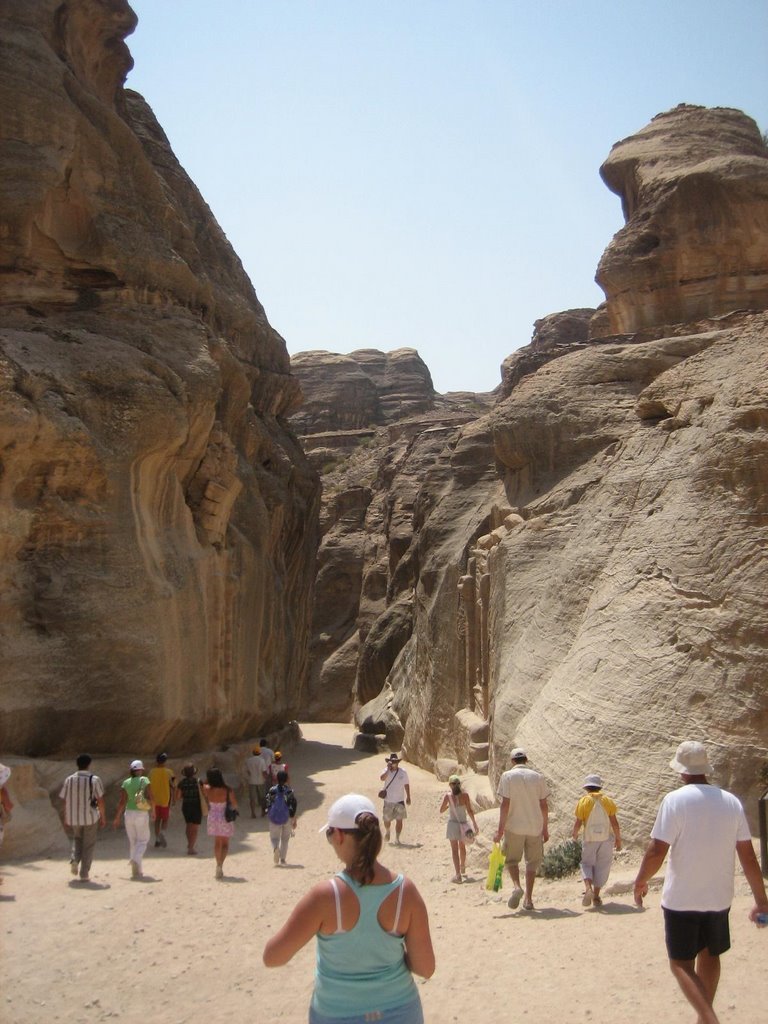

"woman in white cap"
[571, 773, 622, 907]
[263, 793, 435, 1023]
[113, 759, 154, 879]
[440, 775, 479, 883]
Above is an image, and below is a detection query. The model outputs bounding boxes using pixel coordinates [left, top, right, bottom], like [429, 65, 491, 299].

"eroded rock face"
[315, 107, 768, 840]
[0, 0, 319, 754]
[290, 349, 493, 721]
[596, 105, 768, 334]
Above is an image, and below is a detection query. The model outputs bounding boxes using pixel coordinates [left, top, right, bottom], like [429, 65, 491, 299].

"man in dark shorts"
[634, 741, 768, 1024]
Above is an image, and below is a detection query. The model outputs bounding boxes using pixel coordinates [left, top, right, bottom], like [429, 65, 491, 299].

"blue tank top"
[312, 870, 418, 1017]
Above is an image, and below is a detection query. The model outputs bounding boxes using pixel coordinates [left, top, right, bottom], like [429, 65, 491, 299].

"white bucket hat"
[669, 741, 713, 775]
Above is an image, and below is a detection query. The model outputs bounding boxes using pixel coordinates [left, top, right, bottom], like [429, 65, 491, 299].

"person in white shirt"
[494, 747, 549, 911]
[259, 738, 275, 769]
[244, 746, 267, 818]
[379, 754, 411, 845]
[59, 754, 106, 882]
[634, 740, 768, 1024]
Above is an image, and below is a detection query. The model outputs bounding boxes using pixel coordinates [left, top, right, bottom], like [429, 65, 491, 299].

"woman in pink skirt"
[203, 767, 238, 879]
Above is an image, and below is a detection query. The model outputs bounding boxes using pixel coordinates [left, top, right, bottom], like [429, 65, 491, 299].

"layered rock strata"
[0, 1, 319, 754]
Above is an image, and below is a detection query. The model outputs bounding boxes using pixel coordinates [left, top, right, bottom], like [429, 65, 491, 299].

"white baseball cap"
[129, 759, 145, 771]
[319, 793, 377, 832]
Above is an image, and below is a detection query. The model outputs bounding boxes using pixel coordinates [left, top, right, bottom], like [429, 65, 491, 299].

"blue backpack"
[267, 786, 292, 825]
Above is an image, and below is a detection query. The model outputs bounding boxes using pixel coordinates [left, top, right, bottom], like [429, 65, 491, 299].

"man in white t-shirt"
[494, 747, 549, 911]
[634, 741, 768, 1024]
[244, 746, 267, 818]
[379, 754, 411, 844]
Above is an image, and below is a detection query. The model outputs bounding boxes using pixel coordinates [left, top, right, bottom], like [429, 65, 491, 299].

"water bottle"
[756, 912, 768, 927]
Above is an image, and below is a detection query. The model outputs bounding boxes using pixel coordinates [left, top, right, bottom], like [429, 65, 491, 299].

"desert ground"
[1, 723, 766, 1024]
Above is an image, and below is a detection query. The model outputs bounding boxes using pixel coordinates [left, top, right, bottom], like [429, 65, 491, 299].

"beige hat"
[669, 741, 713, 775]
[510, 747, 527, 761]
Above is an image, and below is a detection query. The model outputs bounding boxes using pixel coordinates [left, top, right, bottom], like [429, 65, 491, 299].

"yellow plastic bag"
[485, 841, 505, 891]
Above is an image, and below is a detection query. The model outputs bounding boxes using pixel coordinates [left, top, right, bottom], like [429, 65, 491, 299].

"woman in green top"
[113, 759, 154, 879]
[263, 793, 434, 1023]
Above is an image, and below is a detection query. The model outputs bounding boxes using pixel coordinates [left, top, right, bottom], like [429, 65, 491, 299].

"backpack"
[583, 794, 610, 842]
[267, 786, 292, 825]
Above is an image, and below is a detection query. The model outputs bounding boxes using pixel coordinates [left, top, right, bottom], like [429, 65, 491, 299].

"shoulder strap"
[390, 876, 405, 935]
[329, 877, 343, 934]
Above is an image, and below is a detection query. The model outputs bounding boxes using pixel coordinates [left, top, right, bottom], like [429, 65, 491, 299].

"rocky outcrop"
[596, 105, 768, 335]
[289, 348, 436, 437]
[0, 1, 319, 754]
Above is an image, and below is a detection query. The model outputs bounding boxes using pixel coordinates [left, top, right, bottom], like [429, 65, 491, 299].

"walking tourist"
[149, 752, 175, 848]
[176, 762, 206, 855]
[266, 769, 298, 866]
[113, 759, 154, 879]
[263, 793, 435, 1023]
[59, 753, 106, 882]
[633, 740, 768, 1024]
[440, 774, 479, 883]
[203, 767, 238, 879]
[571, 772, 622, 907]
[244, 745, 267, 817]
[494, 747, 549, 911]
[379, 754, 411, 845]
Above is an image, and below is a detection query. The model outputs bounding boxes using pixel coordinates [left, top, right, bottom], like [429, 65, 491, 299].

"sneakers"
[507, 887, 523, 909]
[273, 847, 280, 865]
[130, 860, 141, 880]
[582, 890, 593, 908]
[70, 860, 78, 876]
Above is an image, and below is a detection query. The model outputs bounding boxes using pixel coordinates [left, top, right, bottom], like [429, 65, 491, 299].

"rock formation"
[289, 349, 493, 722]
[596, 104, 768, 334]
[0, 1, 319, 755]
[300, 106, 768, 841]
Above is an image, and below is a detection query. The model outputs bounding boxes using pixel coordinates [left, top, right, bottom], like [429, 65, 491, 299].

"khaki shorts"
[382, 801, 407, 823]
[504, 832, 544, 871]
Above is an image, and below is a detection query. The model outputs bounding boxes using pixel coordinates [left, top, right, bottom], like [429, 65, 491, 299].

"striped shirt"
[60, 771, 104, 826]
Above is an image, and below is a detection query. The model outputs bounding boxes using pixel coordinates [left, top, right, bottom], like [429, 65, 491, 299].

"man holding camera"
[59, 753, 106, 882]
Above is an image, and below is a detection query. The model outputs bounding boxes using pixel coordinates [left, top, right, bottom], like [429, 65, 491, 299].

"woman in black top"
[176, 763, 205, 855]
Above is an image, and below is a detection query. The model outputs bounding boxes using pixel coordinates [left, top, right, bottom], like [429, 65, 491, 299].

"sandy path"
[2, 723, 766, 1024]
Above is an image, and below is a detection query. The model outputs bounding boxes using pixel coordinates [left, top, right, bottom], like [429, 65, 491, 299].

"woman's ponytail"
[349, 812, 382, 884]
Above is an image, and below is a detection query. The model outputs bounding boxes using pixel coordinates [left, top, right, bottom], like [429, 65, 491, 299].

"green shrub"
[541, 839, 582, 879]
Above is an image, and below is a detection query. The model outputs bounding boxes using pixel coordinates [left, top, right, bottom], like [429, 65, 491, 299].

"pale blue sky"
[127, 1, 767, 393]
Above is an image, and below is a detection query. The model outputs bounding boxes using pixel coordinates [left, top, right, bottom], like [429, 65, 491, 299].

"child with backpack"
[266, 770, 297, 866]
[572, 773, 622, 907]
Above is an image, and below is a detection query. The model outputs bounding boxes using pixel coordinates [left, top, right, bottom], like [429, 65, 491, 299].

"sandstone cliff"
[289, 348, 493, 721]
[0, 1, 319, 754]
[301, 106, 768, 840]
